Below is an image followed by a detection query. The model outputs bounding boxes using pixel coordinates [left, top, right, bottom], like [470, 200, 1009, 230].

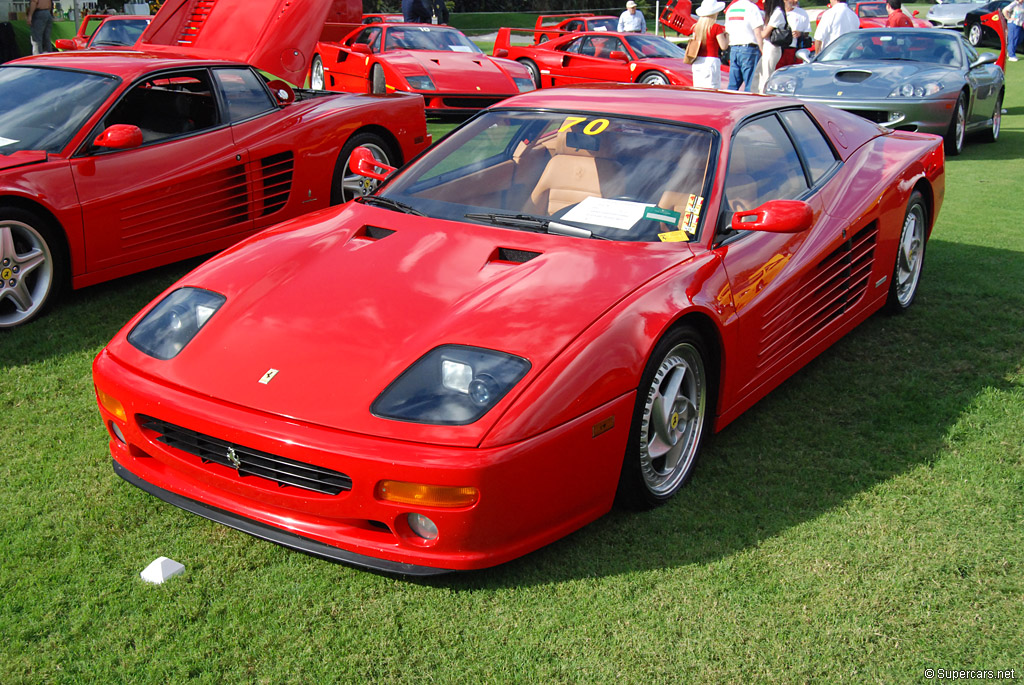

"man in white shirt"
[618, 1, 647, 33]
[814, 0, 859, 53]
[788, 0, 811, 48]
[725, 0, 764, 91]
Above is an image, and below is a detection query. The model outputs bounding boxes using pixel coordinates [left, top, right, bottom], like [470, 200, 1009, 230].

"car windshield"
[90, 18, 150, 47]
[818, 31, 963, 66]
[589, 18, 618, 31]
[858, 3, 888, 17]
[379, 109, 717, 243]
[384, 26, 483, 53]
[624, 34, 689, 59]
[0, 66, 118, 153]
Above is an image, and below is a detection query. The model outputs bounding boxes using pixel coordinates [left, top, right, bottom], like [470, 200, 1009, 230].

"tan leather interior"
[526, 131, 624, 215]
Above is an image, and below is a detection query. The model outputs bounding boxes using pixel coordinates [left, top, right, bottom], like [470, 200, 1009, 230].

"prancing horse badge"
[258, 368, 279, 385]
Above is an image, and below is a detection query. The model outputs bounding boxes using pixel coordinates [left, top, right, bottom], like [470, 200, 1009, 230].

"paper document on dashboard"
[560, 197, 654, 231]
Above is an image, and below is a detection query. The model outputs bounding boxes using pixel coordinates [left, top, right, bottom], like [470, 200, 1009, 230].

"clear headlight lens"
[888, 82, 942, 98]
[127, 287, 225, 360]
[513, 77, 536, 92]
[764, 76, 796, 94]
[372, 345, 531, 425]
[405, 75, 436, 90]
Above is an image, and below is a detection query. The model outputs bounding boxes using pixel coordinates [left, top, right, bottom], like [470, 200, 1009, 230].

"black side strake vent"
[495, 247, 542, 264]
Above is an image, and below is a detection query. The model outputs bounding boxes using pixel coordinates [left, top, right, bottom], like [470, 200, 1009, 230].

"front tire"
[331, 133, 394, 205]
[944, 92, 966, 156]
[370, 64, 386, 95]
[983, 91, 1002, 143]
[616, 326, 712, 509]
[0, 208, 65, 329]
[885, 190, 927, 313]
[638, 71, 669, 85]
[310, 55, 325, 90]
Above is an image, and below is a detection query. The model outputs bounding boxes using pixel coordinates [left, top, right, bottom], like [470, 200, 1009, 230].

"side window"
[961, 37, 979, 64]
[102, 70, 218, 145]
[723, 115, 809, 220]
[561, 36, 585, 54]
[779, 109, 838, 185]
[213, 68, 275, 123]
[347, 27, 377, 49]
[599, 38, 626, 57]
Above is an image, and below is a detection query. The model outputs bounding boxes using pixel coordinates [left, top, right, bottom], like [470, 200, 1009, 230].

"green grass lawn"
[2, 52, 1022, 683]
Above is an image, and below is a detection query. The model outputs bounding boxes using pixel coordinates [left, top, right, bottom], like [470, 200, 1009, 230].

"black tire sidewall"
[885, 190, 927, 314]
[0, 206, 66, 328]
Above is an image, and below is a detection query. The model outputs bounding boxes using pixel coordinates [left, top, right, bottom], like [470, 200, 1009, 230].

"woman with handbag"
[688, 0, 729, 89]
[757, 0, 791, 93]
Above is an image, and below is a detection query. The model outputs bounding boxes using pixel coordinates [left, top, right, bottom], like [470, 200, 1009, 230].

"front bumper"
[789, 93, 958, 136]
[94, 349, 632, 573]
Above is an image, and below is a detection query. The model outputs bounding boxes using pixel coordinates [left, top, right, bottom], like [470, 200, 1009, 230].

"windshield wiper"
[464, 212, 610, 240]
[357, 195, 424, 216]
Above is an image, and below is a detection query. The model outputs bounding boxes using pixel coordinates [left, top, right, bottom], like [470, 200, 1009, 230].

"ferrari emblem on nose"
[226, 446, 242, 470]
[259, 368, 279, 384]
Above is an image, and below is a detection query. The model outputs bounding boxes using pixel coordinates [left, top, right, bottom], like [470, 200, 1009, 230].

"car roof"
[7, 49, 244, 81]
[494, 85, 790, 132]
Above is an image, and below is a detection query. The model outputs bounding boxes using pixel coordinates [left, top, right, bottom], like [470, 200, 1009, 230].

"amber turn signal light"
[375, 480, 479, 508]
[95, 387, 127, 423]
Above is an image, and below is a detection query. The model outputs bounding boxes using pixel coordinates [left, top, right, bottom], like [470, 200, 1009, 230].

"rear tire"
[885, 190, 927, 313]
[331, 133, 394, 205]
[616, 325, 712, 510]
[310, 55, 325, 90]
[517, 58, 541, 88]
[966, 22, 982, 47]
[0, 207, 65, 329]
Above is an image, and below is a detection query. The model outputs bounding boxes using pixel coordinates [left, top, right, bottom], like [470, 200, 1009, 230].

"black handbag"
[769, 10, 793, 48]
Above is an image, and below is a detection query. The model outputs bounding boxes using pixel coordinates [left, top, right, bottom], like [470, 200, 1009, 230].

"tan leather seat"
[526, 131, 623, 215]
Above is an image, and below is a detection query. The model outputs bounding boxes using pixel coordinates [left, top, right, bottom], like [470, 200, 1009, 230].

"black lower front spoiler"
[112, 460, 453, 577]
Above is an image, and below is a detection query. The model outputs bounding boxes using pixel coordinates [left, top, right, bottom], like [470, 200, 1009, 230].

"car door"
[714, 109, 859, 403]
[960, 38, 1002, 125]
[71, 68, 253, 274]
[330, 26, 381, 93]
[549, 35, 631, 86]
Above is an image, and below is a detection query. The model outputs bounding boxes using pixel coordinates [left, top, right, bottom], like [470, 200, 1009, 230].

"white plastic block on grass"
[140, 556, 185, 584]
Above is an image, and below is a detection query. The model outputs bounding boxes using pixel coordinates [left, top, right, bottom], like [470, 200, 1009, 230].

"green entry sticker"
[643, 206, 682, 224]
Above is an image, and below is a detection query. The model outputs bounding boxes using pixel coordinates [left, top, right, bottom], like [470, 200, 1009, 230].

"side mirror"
[494, 48, 509, 58]
[349, 146, 396, 182]
[55, 38, 79, 51]
[93, 124, 144, 150]
[796, 48, 814, 64]
[971, 52, 998, 68]
[609, 51, 629, 62]
[351, 43, 372, 55]
[265, 79, 295, 104]
[732, 199, 813, 234]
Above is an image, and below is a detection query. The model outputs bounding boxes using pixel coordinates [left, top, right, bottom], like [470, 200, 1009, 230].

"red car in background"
[308, 23, 535, 114]
[855, 1, 931, 27]
[495, 29, 706, 88]
[93, 85, 943, 574]
[0, 0, 429, 328]
[55, 15, 153, 51]
[532, 13, 620, 43]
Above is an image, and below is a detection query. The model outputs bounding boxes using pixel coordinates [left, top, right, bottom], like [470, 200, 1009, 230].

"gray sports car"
[764, 29, 1003, 156]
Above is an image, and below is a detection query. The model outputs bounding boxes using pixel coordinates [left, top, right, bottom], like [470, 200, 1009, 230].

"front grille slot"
[140, 416, 352, 495]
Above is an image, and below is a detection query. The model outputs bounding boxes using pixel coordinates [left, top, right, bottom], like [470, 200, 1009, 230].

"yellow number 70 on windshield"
[558, 117, 610, 135]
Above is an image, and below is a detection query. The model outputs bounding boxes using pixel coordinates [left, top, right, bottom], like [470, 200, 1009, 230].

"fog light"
[888, 111, 904, 122]
[109, 421, 126, 444]
[407, 513, 438, 540]
[96, 387, 127, 422]
[375, 480, 479, 508]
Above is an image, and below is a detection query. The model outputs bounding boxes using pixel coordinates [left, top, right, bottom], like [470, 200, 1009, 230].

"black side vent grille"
[756, 224, 878, 371]
[255, 152, 294, 217]
[139, 416, 352, 495]
[496, 247, 541, 264]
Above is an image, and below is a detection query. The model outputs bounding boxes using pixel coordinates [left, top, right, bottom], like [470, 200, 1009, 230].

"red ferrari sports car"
[532, 13, 621, 43]
[54, 14, 152, 51]
[495, 30, 703, 88]
[855, 1, 931, 27]
[308, 23, 535, 113]
[0, 0, 429, 328]
[94, 85, 944, 575]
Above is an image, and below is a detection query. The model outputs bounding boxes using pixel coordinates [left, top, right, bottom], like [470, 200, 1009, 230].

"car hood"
[786, 61, 957, 97]
[0, 150, 47, 171]
[115, 203, 695, 446]
[386, 50, 520, 92]
[138, 0, 334, 85]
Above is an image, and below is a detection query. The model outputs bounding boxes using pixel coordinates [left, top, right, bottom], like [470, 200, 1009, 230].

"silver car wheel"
[967, 23, 982, 46]
[0, 218, 55, 328]
[893, 194, 925, 309]
[310, 55, 325, 90]
[945, 93, 966, 156]
[338, 139, 391, 203]
[639, 71, 669, 85]
[639, 342, 707, 498]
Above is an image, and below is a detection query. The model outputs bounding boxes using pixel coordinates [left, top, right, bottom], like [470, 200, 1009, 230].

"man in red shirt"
[886, 0, 913, 27]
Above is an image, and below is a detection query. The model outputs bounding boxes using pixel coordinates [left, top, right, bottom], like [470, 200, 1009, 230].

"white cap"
[696, 0, 726, 16]
[626, 1, 638, 7]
